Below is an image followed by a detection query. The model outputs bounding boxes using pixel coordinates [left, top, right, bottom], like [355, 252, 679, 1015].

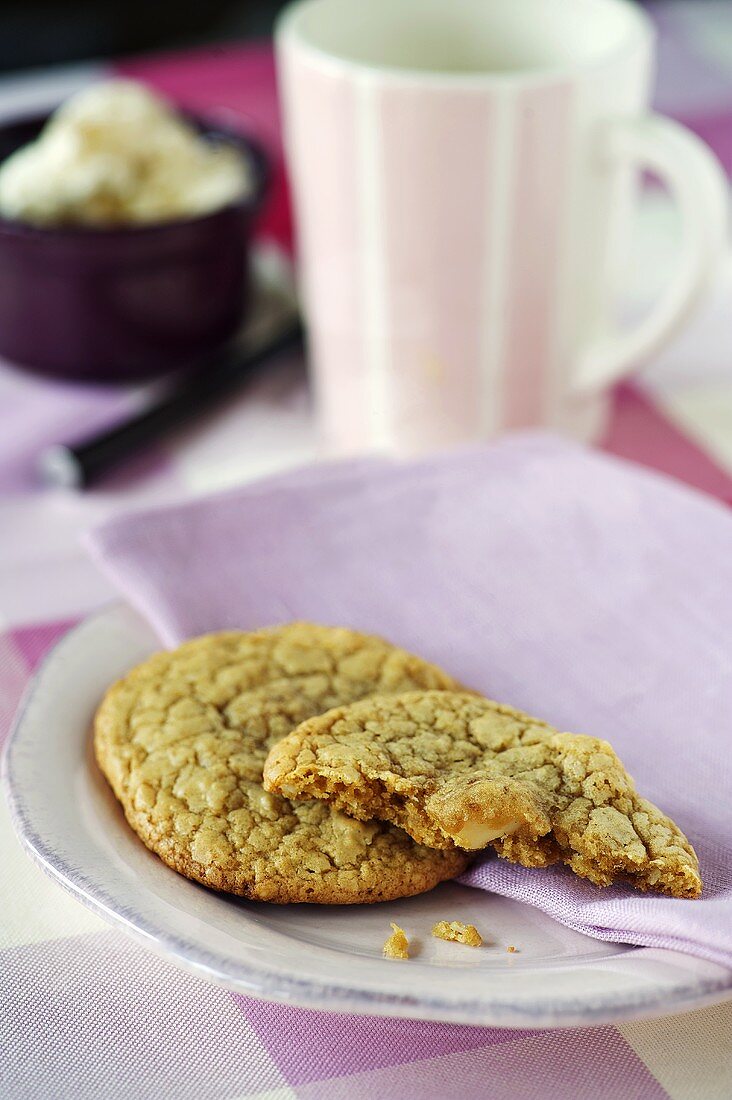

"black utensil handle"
[40, 319, 304, 489]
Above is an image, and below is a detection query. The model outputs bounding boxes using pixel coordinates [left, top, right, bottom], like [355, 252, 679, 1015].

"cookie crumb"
[383, 922, 409, 959]
[432, 920, 483, 947]
[506, 945, 517, 953]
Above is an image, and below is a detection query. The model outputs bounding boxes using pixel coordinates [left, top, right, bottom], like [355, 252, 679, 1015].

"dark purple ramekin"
[0, 113, 268, 382]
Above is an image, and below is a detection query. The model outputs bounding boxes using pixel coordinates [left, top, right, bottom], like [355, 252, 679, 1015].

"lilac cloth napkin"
[86, 434, 732, 968]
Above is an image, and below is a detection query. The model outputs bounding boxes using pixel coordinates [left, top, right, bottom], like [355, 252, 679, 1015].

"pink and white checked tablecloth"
[3, 4, 732, 1097]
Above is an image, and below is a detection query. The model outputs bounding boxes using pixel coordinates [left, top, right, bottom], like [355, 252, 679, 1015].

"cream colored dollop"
[0, 80, 251, 227]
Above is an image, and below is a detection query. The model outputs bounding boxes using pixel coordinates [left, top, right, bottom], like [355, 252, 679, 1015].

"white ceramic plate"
[5, 604, 732, 1028]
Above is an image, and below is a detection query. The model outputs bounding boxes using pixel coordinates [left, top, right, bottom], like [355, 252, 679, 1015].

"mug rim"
[276, 0, 654, 87]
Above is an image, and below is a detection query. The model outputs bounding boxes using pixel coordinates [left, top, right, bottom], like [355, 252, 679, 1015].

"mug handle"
[574, 114, 728, 393]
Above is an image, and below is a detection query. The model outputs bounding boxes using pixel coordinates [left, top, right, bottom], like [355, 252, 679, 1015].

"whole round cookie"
[94, 623, 468, 903]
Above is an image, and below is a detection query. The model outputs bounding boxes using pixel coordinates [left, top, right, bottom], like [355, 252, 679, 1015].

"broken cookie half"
[263, 691, 702, 899]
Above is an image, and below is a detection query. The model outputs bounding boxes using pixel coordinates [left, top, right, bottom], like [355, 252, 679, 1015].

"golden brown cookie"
[264, 691, 702, 898]
[94, 624, 468, 904]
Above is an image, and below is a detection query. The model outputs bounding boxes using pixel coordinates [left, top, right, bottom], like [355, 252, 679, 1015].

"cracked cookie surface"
[94, 625, 468, 903]
[263, 691, 702, 898]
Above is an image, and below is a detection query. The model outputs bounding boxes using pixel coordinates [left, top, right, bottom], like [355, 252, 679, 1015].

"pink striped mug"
[277, 0, 727, 452]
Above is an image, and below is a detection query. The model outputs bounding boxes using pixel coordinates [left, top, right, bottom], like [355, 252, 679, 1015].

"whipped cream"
[0, 80, 251, 227]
